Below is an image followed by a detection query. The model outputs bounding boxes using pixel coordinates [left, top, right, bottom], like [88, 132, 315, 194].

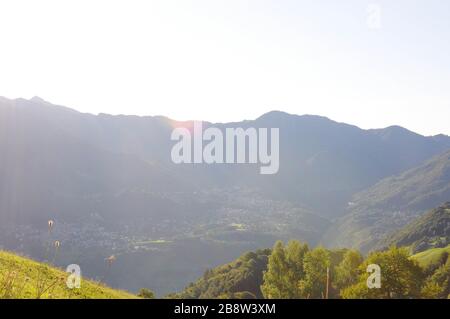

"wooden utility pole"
[325, 266, 330, 299]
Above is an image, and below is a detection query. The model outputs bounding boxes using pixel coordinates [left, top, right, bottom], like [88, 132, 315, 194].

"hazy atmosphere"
[1, 0, 450, 304]
[1, 0, 450, 135]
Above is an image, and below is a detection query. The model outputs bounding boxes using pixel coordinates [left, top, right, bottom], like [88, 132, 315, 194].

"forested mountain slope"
[323, 152, 450, 252]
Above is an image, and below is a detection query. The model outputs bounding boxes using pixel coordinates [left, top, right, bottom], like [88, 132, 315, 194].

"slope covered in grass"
[0, 250, 137, 299]
[411, 245, 450, 269]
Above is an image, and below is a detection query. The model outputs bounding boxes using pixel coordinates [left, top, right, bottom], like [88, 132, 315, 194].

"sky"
[0, 0, 449, 136]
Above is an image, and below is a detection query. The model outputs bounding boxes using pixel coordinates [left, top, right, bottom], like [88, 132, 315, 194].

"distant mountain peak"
[29, 96, 48, 104]
[256, 110, 333, 123]
[370, 125, 424, 139]
[432, 134, 450, 147]
[256, 110, 293, 120]
[0, 96, 10, 103]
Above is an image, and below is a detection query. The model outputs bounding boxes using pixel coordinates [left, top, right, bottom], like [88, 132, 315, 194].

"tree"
[299, 247, 331, 299]
[261, 240, 309, 299]
[138, 288, 156, 299]
[425, 258, 450, 298]
[284, 240, 309, 297]
[421, 281, 445, 299]
[261, 241, 288, 299]
[335, 250, 364, 292]
[342, 247, 424, 299]
[218, 291, 257, 299]
[340, 280, 371, 299]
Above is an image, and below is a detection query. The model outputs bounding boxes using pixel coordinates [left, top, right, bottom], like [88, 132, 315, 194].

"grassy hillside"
[0, 250, 137, 299]
[411, 245, 450, 269]
[380, 203, 450, 253]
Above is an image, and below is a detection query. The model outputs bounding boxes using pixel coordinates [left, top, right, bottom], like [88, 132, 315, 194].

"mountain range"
[2, 96, 450, 223]
[1, 96, 450, 293]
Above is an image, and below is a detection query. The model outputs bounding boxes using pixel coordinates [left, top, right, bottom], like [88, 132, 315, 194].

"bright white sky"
[0, 0, 449, 135]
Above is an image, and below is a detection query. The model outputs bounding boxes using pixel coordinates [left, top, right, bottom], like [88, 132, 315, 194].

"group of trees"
[261, 241, 450, 299]
[138, 288, 156, 299]
[169, 240, 449, 299]
[167, 249, 271, 299]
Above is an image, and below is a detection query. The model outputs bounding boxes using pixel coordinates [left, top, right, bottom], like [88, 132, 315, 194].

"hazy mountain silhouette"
[1, 96, 450, 227]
